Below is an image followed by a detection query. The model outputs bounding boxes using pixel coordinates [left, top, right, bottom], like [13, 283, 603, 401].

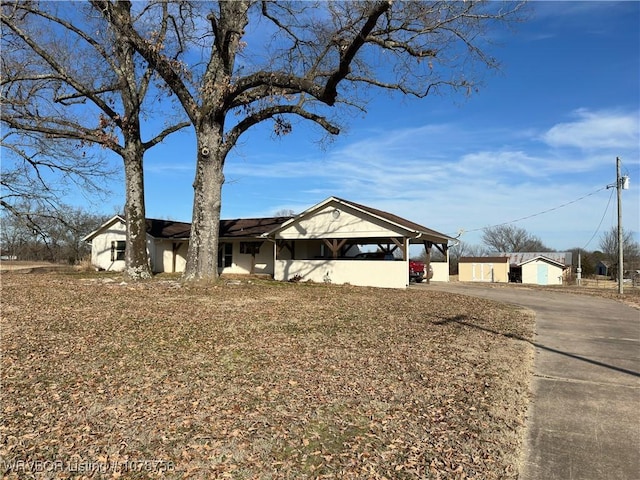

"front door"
[537, 264, 548, 285]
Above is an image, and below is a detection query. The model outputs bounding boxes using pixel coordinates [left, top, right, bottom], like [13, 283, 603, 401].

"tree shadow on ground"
[435, 315, 640, 378]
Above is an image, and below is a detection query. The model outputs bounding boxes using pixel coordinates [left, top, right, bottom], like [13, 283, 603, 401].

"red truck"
[355, 252, 431, 283]
[410, 260, 435, 283]
[409, 260, 425, 283]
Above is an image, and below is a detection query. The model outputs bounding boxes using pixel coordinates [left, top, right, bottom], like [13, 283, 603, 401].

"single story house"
[83, 197, 455, 289]
[459, 252, 572, 285]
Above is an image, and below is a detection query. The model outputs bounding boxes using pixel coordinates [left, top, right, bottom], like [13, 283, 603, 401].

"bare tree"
[481, 224, 550, 253]
[599, 227, 640, 277]
[91, 0, 524, 281]
[0, 201, 107, 263]
[1, 1, 189, 279]
[446, 240, 488, 275]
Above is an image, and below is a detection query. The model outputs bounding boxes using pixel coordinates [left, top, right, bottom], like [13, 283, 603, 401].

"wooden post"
[423, 240, 432, 284]
[323, 239, 347, 258]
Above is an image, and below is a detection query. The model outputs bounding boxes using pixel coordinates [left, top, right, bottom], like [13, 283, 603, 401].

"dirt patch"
[1, 273, 535, 479]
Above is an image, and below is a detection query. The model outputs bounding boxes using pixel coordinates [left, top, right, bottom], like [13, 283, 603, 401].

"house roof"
[144, 216, 293, 239]
[220, 217, 292, 238]
[84, 197, 451, 244]
[146, 219, 191, 239]
[459, 256, 510, 263]
[334, 197, 453, 242]
[492, 251, 573, 267]
[81, 214, 125, 242]
[84, 215, 293, 242]
[268, 196, 455, 244]
[517, 255, 567, 268]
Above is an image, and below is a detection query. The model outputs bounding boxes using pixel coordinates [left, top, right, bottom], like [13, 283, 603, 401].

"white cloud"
[222, 110, 639, 250]
[541, 109, 639, 150]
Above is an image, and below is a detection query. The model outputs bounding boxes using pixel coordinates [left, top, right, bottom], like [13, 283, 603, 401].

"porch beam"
[323, 238, 347, 258]
[434, 242, 448, 256]
[391, 237, 406, 260]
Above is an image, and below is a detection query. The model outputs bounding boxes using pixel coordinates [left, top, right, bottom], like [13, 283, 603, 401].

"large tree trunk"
[184, 124, 225, 281]
[123, 145, 152, 281]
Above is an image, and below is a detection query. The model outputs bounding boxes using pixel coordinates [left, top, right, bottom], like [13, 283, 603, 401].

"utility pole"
[577, 250, 581, 286]
[616, 157, 626, 294]
[607, 157, 628, 294]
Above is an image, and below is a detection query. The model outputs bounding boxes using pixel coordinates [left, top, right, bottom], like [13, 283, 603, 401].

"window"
[240, 241, 262, 254]
[218, 243, 232, 268]
[111, 240, 126, 261]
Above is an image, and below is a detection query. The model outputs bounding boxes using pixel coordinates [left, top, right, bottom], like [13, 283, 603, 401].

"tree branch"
[223, 104, 339, 158]
[142, 121, 191, 150]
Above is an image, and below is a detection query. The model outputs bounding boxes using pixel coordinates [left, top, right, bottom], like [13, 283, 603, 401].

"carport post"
[423, 241, 432, 284]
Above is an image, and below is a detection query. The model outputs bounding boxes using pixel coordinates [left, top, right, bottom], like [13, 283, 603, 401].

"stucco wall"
[91, 222, 127, 271]
[155, 240, 188, 273]
[276, 204, 405, 240]
[431, 261, 450, 282]
[220, 241, 275, 275]
[275, 259, 409, 288]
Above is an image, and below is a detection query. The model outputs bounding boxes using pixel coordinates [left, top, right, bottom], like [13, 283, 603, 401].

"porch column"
[423, 240, 432, 284]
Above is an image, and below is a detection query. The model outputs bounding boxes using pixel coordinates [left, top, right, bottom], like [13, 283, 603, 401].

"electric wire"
[458, 185, 609, 235]
[581, 187, 615, 250]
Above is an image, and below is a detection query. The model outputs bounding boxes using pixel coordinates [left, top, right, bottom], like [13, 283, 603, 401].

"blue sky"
[98, 2, 639, 251]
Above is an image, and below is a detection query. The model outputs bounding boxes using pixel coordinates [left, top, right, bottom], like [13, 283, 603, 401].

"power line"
[581, 187, 615, 250]
[458, 185, 609, 235]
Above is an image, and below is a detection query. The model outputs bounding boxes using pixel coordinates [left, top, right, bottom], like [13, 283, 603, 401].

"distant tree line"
[0, 202, 108, 264]
[421, 224, 640, 279]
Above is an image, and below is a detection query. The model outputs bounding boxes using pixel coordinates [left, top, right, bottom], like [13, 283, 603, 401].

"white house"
[82, 215, 287, 275]
[83, 197, 454, 288]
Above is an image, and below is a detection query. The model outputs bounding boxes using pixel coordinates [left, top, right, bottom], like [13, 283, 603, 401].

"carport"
[266, 197, 454, 288]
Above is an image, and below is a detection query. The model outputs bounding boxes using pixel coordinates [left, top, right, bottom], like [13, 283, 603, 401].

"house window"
[240, 241, 262, 254]
[218, 243, 232, 268]
[111, 240, 126, 261]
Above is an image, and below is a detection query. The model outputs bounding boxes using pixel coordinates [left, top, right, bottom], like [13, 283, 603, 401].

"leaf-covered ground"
[1, 273, 534, 479]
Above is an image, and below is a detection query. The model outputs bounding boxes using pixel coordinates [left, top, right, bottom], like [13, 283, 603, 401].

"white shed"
[519, 256, 566, 286]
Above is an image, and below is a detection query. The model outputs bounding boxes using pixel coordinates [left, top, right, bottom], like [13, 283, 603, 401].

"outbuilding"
[519, 256, 566, 286]
[457, 252, 572, 285]
[458, 256, 510, 283]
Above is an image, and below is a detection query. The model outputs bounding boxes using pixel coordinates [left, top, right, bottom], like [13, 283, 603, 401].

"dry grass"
[1, 272, 534, 479]
[541, 283, 640, 310]
[0, 261, 65, 272]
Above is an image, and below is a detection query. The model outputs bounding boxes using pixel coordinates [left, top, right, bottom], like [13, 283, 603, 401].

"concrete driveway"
[428, 283, 640, 480]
